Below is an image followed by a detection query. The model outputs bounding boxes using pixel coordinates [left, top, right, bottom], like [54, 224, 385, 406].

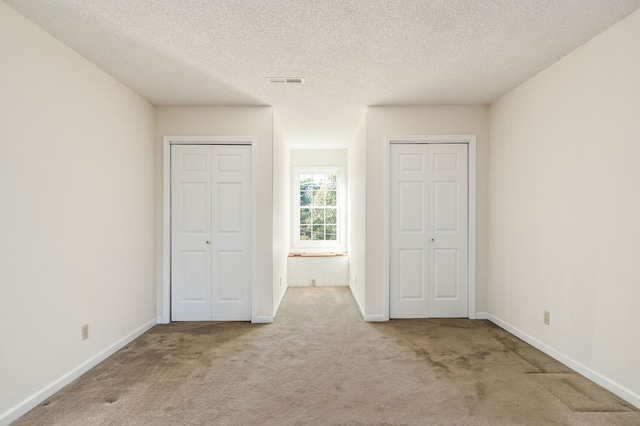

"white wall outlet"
[311, 279, 316, 287]
[543, 310, 550, 325]
[81, 324, 89, 340]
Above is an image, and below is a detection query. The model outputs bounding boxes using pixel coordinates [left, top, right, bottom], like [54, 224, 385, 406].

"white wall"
[365, 106, 490, 319]
[348, 112, 367, 315]
[290, 149, 348, 167]
[287, 256, 349, 287]
[272, 117, 289, 314]
[488, 8, 640, 407]
[155, 107, 274, 320]
[0, 3, 156, 423]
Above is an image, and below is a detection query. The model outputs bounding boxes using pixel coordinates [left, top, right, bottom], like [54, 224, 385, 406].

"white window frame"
[292, 167, 346, 252]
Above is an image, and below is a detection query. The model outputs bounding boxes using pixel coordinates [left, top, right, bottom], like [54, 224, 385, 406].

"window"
[293, 168, 345, 251]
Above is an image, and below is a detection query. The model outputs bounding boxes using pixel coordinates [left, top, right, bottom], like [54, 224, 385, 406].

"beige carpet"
[15, 287, 639, 425]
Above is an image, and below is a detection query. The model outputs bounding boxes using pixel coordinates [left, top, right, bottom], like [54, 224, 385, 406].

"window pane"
[327, 174, 337, 190]
[299, 181, 310, 190]
[312, 225, 325, 240]
[300, 190, 312, 206]
[312, 189, 325, 206]
[312, 208, 324, 224]
[325, 191, 337, 206]
[300, 225, 311, 240]
[326, 225, 337, 240]
[325, 208, 337, 224]
[300, 208, 311, 224]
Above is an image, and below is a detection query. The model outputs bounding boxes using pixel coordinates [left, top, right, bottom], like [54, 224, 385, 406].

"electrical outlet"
[311, 279, 316, 287]
[543, 311, 550, 325]
[81, 324, 89, 340]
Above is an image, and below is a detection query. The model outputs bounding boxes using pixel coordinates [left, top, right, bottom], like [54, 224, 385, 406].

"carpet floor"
[15, 287, 639, 425]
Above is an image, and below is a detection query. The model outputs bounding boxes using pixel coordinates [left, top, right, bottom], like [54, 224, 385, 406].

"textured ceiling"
[5, 0, 640, 146]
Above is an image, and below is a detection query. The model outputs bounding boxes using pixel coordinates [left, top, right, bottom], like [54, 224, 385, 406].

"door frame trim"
[384, 135, 477, 320]
[161, 136, 257, 323]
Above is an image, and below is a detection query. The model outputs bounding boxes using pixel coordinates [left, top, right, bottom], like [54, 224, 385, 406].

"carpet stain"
[560, 377, 588, 397]
[474, 381, 488, 402]
[413, 348, 450, 373]
[533, 373, 634, 413]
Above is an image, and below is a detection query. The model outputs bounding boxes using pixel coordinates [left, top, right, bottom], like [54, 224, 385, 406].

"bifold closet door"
[389, 143, 468, 318]
[171, 144, 252, 321]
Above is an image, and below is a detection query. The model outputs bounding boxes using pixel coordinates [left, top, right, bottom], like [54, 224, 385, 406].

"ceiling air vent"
[267, 77, 304, 84]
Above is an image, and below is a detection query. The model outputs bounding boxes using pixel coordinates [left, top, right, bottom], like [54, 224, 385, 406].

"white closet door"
[390, 144, 430, 318]
[171, 145, 252, 321]
[428, 144, 468, 317]
[210, 145, 252, 320]
[171, 145, 213, 320]
[389, 144, 468, 318]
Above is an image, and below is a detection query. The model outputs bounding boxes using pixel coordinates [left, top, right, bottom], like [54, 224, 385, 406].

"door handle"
[430, 238, 435, 243]
[206, 240, 211, 245]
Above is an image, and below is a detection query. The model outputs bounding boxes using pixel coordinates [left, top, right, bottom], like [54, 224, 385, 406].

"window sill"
[288, 252, 348, 257]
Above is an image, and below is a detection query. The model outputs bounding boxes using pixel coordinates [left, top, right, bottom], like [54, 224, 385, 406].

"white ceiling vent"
[267, 77, 304, 84]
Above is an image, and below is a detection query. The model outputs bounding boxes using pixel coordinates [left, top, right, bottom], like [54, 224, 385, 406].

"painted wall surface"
[290, 149, 348, 168]
[155, 107, 274, 319]
[272, 117, 289, 313]
[0, 3, 156, 421]
[365, 106, 489, 318]
[488, 8, 640, 404]
[348, 113, 367, 315]
[288, 256, 349, 287]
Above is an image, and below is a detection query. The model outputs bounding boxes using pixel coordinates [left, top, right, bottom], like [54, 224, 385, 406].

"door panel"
[171, 145, 212, 320]
[428, 144, 468, 317]
[433, 248, 459, 298]
[390, 145, 429, 318]
[399, 182, 424, 232]
[390, 143, 468, 318]
[182, 183, 208, 232]
[182, 251, 209, 300]
[171, 144, 252, 321]
[210, 145, 252, 320]
[433, 181, 458, 231]
[399, 249, 425, 299]
[218, 183, 243, 232]
[217, 250, 243, 300]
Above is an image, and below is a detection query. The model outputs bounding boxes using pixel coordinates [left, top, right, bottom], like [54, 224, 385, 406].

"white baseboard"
[252, 316, 274, 324]
[487, 313, 640, 409]
[272, 286, 289, 319]
[364, 314, 387, 322]
[0, 318, 157, 426]
[348, 284, 366, 320]
[475, 311, 489, 320]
